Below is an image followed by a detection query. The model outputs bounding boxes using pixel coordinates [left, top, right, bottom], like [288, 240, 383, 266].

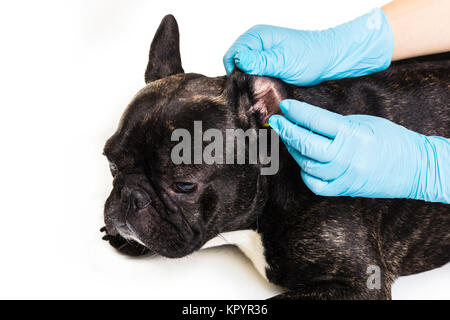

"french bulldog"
[102, 15, 449, 299]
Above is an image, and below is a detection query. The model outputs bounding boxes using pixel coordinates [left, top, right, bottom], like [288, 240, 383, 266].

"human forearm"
[269, 101, 450, 204]
[411, 136, 450, 203]
[383, 0, 450, 61]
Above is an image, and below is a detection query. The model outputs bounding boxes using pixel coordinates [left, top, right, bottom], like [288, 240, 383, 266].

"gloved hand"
[269, 99, 450, 204]
[224, 8, 394, 86]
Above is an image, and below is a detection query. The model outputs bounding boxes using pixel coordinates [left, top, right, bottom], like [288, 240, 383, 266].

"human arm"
[383, 0, 450, 61]
[223, 0, 450, 85]
[268, 100, 450, 204]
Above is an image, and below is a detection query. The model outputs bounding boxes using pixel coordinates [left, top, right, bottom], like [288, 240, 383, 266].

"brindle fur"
[102, 15, 449, 299]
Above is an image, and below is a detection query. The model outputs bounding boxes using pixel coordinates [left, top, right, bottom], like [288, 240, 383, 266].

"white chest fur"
[201, 230, 269, 280]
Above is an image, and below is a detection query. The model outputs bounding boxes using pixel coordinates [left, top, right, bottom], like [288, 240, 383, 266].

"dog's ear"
[223, 69, 288, 127]
[145, 14, 184, 83]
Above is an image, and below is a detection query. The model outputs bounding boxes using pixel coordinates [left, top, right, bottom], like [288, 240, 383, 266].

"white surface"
[0, 0, 448, 299]
[203, 230, 270, 280]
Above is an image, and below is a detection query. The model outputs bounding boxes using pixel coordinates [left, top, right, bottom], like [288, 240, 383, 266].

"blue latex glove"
[224, 8, 394, 85]
[269, 100, 450, 204]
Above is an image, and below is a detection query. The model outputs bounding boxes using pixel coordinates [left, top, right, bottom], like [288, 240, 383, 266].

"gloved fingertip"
[223, 60, 234, 75]
[279, 100, 290, 115]
[235, 48, 258, 74]
[228, 66, 235, 75]
[223, 49, 238, 75]
[301, 170, 328, 195]
[268, 115, 280, 131]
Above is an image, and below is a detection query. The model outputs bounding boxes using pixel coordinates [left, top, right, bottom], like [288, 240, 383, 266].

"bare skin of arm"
[382, 0, 450, 61]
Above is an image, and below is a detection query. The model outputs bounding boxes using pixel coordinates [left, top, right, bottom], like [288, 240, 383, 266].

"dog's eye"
[108, 161, 118, 177]
[173, 182, 197, 193]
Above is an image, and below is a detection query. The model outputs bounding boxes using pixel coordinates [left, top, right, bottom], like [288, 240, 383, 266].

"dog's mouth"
[105, 181, 206, 258]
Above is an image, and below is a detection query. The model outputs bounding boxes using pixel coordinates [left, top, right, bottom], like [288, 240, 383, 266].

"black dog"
[102, 15, 449, 299]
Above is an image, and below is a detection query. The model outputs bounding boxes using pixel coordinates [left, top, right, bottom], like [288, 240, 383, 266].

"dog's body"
[102, 15, 449, 299]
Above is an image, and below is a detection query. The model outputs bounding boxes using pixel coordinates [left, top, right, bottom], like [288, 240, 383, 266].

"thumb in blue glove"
[269, 99, 450, 204]
[224, 8, 393, 86]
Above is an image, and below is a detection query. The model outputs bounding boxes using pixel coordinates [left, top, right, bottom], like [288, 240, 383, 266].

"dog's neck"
[199, 80, 338, 281]
[250, 80, 338, 227]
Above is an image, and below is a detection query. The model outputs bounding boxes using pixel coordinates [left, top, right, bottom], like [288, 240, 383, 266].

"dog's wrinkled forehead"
[127, 73, 226, 121]
[104, 73, 231, 172]
[127, 74, 230, 138]
[104, 14, 285, 174]
[142, 73, 226, 100]
[111, 73, 225, 135]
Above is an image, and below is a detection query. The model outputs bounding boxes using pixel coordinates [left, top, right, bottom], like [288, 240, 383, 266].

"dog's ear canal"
[224, 70, 288, 127]
[145, 14, 184, 83]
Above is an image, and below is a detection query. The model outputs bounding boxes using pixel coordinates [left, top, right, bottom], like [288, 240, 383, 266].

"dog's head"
[103, 15, 287, 258]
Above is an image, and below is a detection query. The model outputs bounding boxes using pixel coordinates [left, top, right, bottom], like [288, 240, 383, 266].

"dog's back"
[292, 52, 450, 137]
[296, 53, 450, 277]
[263, 53, 449, 298]
[379, 199, 449, 276]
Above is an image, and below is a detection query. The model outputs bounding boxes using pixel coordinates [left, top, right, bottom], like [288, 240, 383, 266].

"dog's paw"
[100, 226, 152, 257]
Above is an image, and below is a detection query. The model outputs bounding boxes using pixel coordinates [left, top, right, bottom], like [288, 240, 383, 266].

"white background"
[0, 0, 448, 299]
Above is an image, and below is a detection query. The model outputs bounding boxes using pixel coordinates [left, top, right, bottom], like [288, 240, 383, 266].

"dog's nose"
[121, 186, 152, 212]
